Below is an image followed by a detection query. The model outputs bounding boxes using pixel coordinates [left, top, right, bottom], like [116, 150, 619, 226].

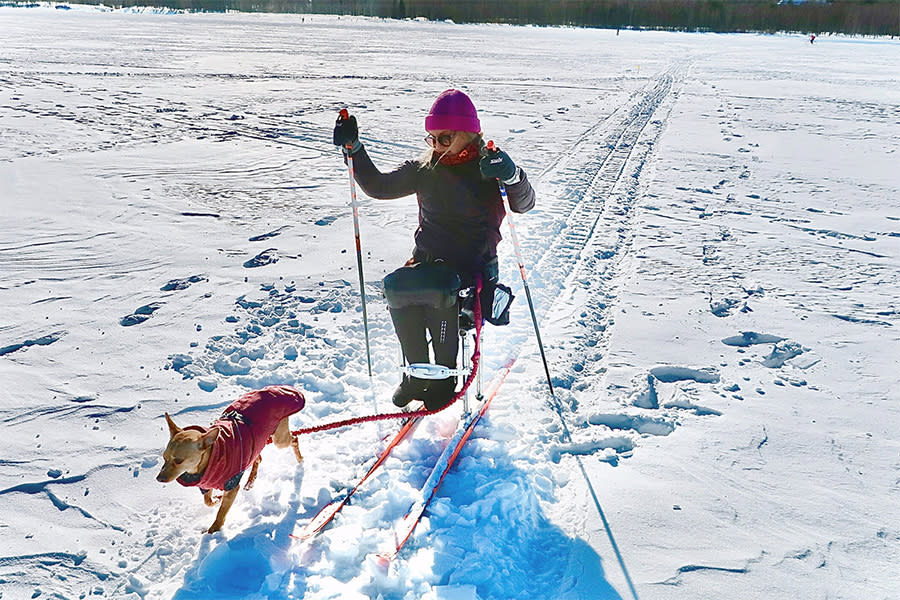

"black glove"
[333, 111, 362, 155]
[479, 145, 518, 183]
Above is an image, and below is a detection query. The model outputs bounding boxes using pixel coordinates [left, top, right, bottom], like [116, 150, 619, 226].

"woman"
[333, 89, 536, 410]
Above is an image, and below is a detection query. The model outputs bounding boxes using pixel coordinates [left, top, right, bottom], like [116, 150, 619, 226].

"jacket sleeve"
[505, 168, 536, 213]
[349, 146, 418, 200]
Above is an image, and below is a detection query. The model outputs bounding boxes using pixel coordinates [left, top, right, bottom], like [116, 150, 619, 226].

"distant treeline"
[68, 0, 900, 36]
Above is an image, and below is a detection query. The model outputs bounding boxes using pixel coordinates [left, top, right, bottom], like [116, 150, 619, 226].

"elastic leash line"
[290, 276, 483, 437]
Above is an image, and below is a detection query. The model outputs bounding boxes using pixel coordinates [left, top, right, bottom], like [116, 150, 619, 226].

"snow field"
[1, 6, 898, 600]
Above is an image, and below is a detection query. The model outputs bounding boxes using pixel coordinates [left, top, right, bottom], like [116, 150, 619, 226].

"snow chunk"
[722, 331, 785, 347]
[650, 365, 720, 384]
[761, 341, 807, 368]
[213, 356, 252, 376]
[197, 377, 218, 392]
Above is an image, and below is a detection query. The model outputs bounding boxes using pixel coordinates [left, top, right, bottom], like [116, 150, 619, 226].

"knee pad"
[383, 262, 461, 310]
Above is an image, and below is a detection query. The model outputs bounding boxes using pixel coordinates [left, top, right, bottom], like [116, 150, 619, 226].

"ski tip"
[372, 552, 393, 570]
[291, 528, 319, 542]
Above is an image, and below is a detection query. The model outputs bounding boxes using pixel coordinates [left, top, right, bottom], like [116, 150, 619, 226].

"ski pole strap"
[291, 275, 483, 437]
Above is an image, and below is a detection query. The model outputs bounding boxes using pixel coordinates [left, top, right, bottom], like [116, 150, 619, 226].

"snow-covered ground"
[1, 6, 898, 599]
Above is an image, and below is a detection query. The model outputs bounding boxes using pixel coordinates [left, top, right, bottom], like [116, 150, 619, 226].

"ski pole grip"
[339, 108, 349, 120]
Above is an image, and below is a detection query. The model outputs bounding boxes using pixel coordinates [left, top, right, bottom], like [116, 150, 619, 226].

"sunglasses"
[424, 132, 455, 148]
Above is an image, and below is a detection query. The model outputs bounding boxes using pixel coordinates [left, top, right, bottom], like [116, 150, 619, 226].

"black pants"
[383, 253, 498, 371]
[389, 302, 459, 368]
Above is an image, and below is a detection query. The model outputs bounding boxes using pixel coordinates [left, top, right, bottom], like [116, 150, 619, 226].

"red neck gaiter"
[438, 140, 480, 166]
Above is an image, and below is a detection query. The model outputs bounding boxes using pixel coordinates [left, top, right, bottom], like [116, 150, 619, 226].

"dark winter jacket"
[176, 385, 305, 492]
[350, 145, 536, 275]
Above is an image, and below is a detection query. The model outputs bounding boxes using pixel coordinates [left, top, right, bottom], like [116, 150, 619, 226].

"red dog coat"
[177, 385, 305, 492]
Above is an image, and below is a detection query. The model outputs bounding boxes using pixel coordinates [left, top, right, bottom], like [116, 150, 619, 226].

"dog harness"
[176, 385, 305, 492]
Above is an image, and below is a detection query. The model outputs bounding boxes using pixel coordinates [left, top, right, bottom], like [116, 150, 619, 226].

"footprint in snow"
[710, 297, 749, 317]
[721, 332, 816, 369]
[709, 286, 762, 317]
[315, 216, 338, 226]
[632, 366, 720, 409]
[596, 368, 724, 456]
[651, 366, 720, 384]
[243, 248, 279, 268]
[0, 331, 65, 356]
[120, 302, 163, 326]
[662, 389, 723, 416]
[249, 225, 290, 242]
[160, 274, 207, 292]
[551, 437, 635, 466]
[588, 413, 675, 436]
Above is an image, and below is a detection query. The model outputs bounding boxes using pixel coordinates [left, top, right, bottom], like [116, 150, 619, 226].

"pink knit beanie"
[425, 89, 481, 133]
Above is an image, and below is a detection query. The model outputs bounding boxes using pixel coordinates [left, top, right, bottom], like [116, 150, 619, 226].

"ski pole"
[339, 109, 373, 380]
[487, 141, 555, 397]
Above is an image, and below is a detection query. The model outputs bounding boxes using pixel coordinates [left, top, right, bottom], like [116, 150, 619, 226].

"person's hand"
[479, 144, 518, 183]
[333, 110, 362, 154]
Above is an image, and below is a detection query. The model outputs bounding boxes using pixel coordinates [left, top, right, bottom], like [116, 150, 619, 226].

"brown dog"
[156, 385, 305, 533]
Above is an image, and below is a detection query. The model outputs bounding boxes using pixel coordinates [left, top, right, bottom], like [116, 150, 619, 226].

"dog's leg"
[291, 435, 303, 463]
[244, 456, 262, 490]
[207, 486, 239, 533]
[203, 490, 221, 507]
[273, 417, 303, 463]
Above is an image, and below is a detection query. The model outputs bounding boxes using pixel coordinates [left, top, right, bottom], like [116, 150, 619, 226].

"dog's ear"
[164, 413, 181, 437]
[199, 426, 220, 450]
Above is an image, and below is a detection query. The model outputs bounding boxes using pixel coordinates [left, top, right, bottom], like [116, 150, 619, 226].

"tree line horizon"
[40, 0, 900, 36]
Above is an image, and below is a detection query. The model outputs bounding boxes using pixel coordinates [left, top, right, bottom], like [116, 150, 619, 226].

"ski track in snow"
[2, 7, 899, 600]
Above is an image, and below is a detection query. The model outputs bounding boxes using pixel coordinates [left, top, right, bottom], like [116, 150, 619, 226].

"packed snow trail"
[296, 414, 422, 540]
